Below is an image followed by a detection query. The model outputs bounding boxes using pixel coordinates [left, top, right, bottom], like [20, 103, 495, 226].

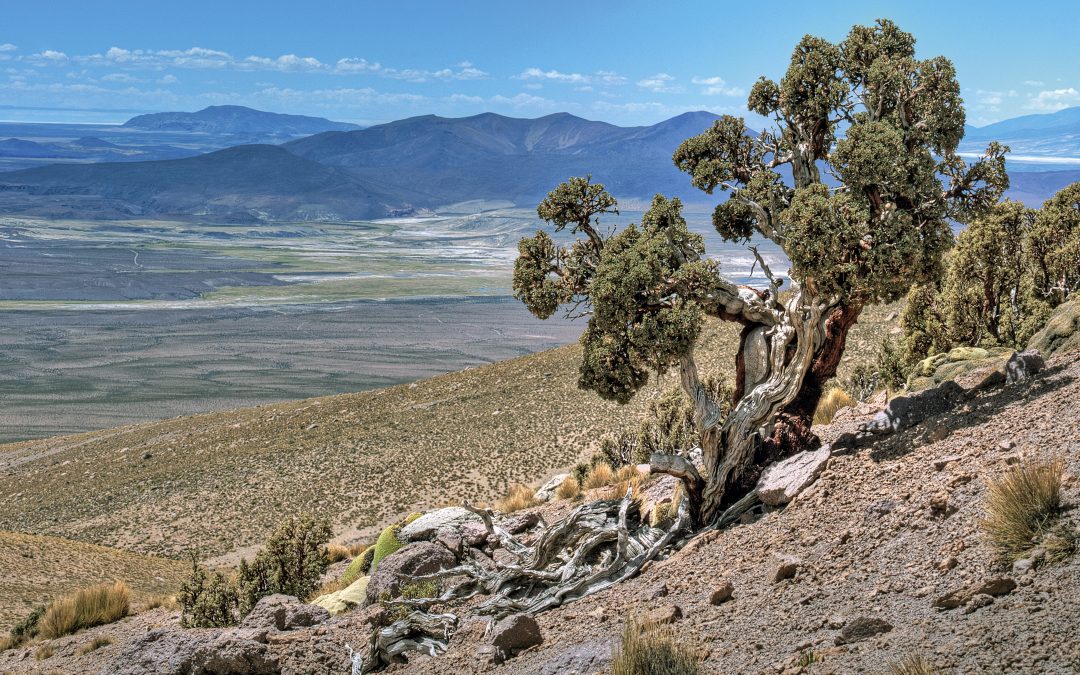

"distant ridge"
[122, 105, 361, 135]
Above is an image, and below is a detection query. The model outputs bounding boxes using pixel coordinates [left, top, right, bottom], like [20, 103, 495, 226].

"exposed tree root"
[359, 486, 691, 672]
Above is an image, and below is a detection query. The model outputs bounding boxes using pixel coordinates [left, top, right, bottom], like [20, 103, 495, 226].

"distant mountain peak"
[122, 106, 361, 136]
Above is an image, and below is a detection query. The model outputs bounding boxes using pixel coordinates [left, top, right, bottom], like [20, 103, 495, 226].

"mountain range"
[0, 107, 1079, 221]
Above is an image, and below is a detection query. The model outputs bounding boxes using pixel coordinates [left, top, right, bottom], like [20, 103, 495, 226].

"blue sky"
[2, 0, 1078, 127]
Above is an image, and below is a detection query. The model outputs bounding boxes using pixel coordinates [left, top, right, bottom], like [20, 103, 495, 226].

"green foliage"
[371, 522, 407, 574]
[178, 555, 238, 628]
[599, 380, 730, 468]
[516, 19, 1008, 415]
[570, 461, 591, 485]
[900, 187, 1079, 368]
[341, 545, 376, 586]
[3, 604, 46, 649]
[382, 579, 440, 623]
[180, 514, 331, 625]
[237, 514, 331, 616]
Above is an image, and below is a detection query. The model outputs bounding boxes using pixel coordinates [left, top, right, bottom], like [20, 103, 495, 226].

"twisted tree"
[513, 19, 1008, 525]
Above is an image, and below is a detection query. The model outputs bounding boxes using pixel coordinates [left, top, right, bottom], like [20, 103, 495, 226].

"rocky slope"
[3, 332, 1076, 673]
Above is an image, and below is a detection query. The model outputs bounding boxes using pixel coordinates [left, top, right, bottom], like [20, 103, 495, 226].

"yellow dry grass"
[554, 475, 582, 500]
[611, 613, 699, 675]
[495, 484, 540, 514]
[325, 543, 351, 564]
[813, 387, 857, 426]
[982, 456, 1065, 559]
[38, 581, 130, 640]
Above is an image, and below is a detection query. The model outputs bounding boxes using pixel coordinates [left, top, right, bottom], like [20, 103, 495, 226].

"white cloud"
[0, 43, 16, 53]
[101, 72, 140, 83]
[515, 68, 626, 86]
[34, 50, 68, 62]
[1027, 87, 1080, 112]
[1023, 80, 1045, 87]
[636, 73, 682, 93]
[445, 93, 483, 104]
[158, 74, 178, 84]
[691, 75, 743, 97]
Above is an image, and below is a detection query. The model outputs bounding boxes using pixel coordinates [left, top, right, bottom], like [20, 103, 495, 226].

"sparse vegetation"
[383, 580, 440, 623]
[236, 514, 331, 616]
[325, 543, 351, 563]
[496, 484, 540, 513]
[584, 462, 616, 490]
[813, 387, 857, 426]
[982, 457, 1067, 559]
[76, 635, 113, 656]
[554, 475, 582, 500]
[139, 594, 178, 612]
[37, 581, 130, 640]
[35, 643, 54, 661]
[178, 557, 237, 628]
[887, 653, 942, 675]
[611, 614, 700, 675]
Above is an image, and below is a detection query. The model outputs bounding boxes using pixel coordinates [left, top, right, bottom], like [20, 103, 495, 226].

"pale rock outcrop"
[400, 507, 481, 542]
[756, 446, 831, 506]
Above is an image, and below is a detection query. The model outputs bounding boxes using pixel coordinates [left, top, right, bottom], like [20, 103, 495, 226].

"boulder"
[365, 541, 456, 605]
[311, 576, 370, 615]
[834, 617, 892, 645]
[756, 447, 831, 506]
[498, 510, 541, 535]
[1005, 349, 1045, 384]
[238, 594, 329, 632]
[933, 576, 1016, 610]
[1027, 299, 1080, 357]
[459, 521, 489, 547]
[537, 639, 615, 675]
[860, 381, 966, 436]
[108, 627, 277, 675]
[769, 555, 800, 583]
[709, 579, 734, 605]
[637, 473, 681, 520]
[399, 507, 481, 542]
[534, 473, 570, 502]
[649, 603, 682, 625]
[489, 613, 543, 663]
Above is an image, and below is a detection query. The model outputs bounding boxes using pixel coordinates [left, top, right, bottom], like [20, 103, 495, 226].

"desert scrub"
[584, 462, 616, 489]
[813, 387, 856, 425]
[2, 604, 46, 650]
[139, 594, 178, 612]
[341, 544, 376, 586]
[178, 556, 238, 628]
[612, 613, 699, 675]
[982, 457, 1066, 559]
[236, 513, 332, 615]
[325, 543, 351, 563]
[35, 643, 54, 661]
[38, 581, 131, 639]
[887, 653, 942, 674]
[76, 635, 113, 656]
[496, 484, 539, 513]
[554, 475, 582, 500]
[383, 579, 440, 622]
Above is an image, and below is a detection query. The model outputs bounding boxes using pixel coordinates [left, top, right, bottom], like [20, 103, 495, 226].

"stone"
[770, 555, 800, 583]
[365, 541, 456, 605]
[934, 576, 1016, 609]
[756, 447, 831, 506]
[499, 511, 541, 535]
[489, 613, 543, 663]
[534, 473, 570, 502]
[649, 583, 669, 599]
[435, 526, 464, 556]
[834, 617, 892, 645]
[399, 507, 481, 542]
[964, 593, 995, 614]
[1026, 299, 1080, 357]
[460, 522, 489, 547]
[637, 473, 681, 519]
[238, 594, 329, 632]
[929, 492, 951, 517]
[1005, 349, 1045, 384]
[709, 579, 734, 605]
[1013, 558, 1036, 573]
[648, 603, 682, 625]
[108, 627, 277, 675]
[537, 639, 615, 675]
[933, 455, 962, 471]
[860, 381, 966, 436]
[312, 576, 370, 615]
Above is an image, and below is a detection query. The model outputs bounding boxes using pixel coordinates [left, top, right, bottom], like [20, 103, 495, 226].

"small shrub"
[237, 513, 332, 616]
[341, 544, 376, 586]
[76, 635, 113, 656]
[5, 604, 46, 648]
[35, 643, 54, 661]
[611, 614, 699, 675]
[584, 462, 615, 489]
[326, 543, 351, 563]
[554, 475, 582, 500]
[876, 336, 907, 391]
[178, 556, 238, 628]
[887, 653, 942, 675]
[140, 594, 178, 612]
[371, 523, 406, 574]
[611, 465, 647, 500]
[496, 484, 539, 513]
[571, 462, 591, 485]
[982, 457, 1065, 559]
[347, 542, 368, 557]
[38, 582, 131, 640]
[813, 388, 856, 426]
[383, 579, 440, 622]
[797, 649, 820, 667]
